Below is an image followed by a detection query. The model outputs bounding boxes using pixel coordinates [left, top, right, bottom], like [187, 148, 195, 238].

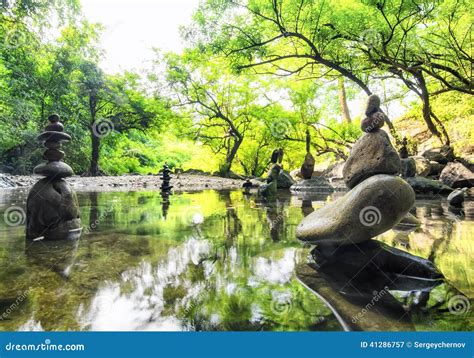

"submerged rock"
[406, 176, 453, 194]
[296, 175, 415, 244]
[26, 178, 81, 240]
[290, 177, 334, 193]
[343, 130, 401, 189]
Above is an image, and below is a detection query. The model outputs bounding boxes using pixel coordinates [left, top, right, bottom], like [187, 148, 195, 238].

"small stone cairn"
[26, 114, 81, 240]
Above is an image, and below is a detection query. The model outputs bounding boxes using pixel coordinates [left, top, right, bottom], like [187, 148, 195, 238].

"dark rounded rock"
[33, 161, 74, 178]
[276, 170, 295, 189]
[405, 176, 453, 194]
[37, 131, 71, 142]
[43, 149, 65, 161]
[26, 178, 81, 240]
[400, 158, 416, 177]
[447, 189, 465, 207]
[48, 114, 60, 123]
[296, 175, 415, 244]
[343, 130, 401, 189]
[44, 141, 61, 149]
[45, 122, 64, 132]
[300, 152, 315, 180]
[360, 112, 386, 132]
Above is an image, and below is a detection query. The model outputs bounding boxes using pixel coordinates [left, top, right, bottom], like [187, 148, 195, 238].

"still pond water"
[0, 188, 472, 331]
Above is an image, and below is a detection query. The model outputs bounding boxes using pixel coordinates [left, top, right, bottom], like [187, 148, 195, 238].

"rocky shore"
[0, 173, 249, 192]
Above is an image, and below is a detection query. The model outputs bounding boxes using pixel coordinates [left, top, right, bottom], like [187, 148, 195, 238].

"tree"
[187, 0, 473, 147]
[161, 52, 270, 176]
[77, 62, 163, 176]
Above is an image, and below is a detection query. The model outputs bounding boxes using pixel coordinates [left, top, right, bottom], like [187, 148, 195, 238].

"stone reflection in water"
[297, 240, 470, 331]
[0, 189, 472, 331]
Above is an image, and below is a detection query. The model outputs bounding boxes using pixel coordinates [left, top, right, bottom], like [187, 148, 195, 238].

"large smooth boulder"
[343, 130, 401, 189]
[422, 146, 454, 164]
[296, 175, 415, 244]
[405, 176, 453, 194]
[412, 156, 431, 177]
[440, 162, 474, 188]
[26, 178, 82, 240]
[400, 158, 416, 177]
[290, 177, 334, 193]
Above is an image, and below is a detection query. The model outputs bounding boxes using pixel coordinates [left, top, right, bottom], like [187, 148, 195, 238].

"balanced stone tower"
[160, 164, 173, 192]
[296, 95, 415, 246]
[26, 114, 81, 240]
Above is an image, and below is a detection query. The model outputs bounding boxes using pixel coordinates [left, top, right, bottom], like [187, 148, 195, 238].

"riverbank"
[0, 174, 256, 192]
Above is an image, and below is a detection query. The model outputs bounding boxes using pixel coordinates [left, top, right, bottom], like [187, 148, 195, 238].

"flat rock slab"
[37, 131, 71, 142]
[343, 130, 401, 189]
[290, 177, 334, 193]
[440, 162, 474, 188]
[296, 175, 415, 244]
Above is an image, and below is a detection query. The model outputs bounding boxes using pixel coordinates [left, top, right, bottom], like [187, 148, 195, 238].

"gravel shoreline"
[0, 174, 257, 192]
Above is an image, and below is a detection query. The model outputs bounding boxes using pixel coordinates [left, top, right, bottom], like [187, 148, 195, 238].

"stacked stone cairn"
[160, 164, 173, 192]
[26, 114, 81, 240]
[296, 95, 416, 246]
[290, 129, 334, 193]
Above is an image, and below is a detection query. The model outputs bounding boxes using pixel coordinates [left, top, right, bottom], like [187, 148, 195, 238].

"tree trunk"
[415, 72, 450, 146]
[338, 78, 351, 123]
[89, 127, 101, 176]
[224, 136, 243, 177]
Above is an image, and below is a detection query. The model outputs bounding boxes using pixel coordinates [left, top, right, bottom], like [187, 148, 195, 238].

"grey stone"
[296, 175, 415, 244]
[405, 176, 453, 194]
[400, 158, 416, 177]
[361, 111, 386, 132]
[428, 161, 445, 176]
[290, 177, 334, 193]
[412, 156, 431, 177]
[33, 161, 74, 178]
[300, 152, 315, 180]
[26, 178, 82, 240]
[447, 189, 465, 207]
[422, 146, 454, 164]
[440, 162, 474, 188]
[343, 130, 401, 189]
[276, 170, 295, 189]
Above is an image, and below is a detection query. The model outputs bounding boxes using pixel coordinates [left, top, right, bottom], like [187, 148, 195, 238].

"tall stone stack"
[160, 164, 173, 192]
[26, 114, 81, 240]
[296, 95, 415, 247]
